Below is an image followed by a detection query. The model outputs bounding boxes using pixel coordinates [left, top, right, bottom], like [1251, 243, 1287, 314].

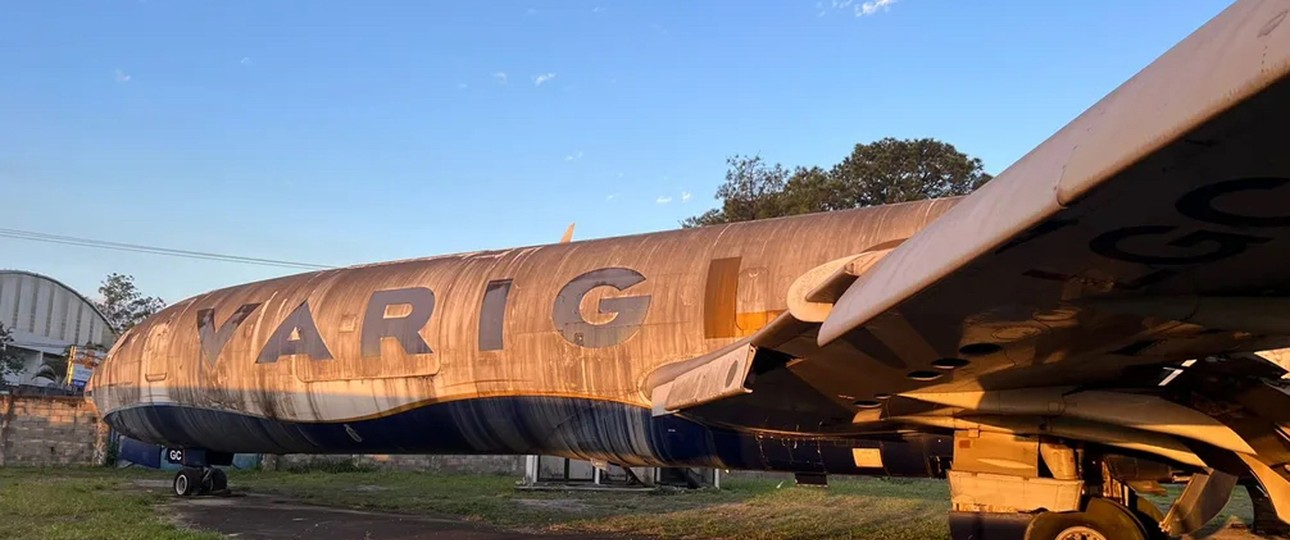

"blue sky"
[1, 0, 1230, 302]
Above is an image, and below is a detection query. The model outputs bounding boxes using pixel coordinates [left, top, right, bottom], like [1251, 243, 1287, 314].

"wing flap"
[658, 342, 755, 412]
[646, 341, 757, 416]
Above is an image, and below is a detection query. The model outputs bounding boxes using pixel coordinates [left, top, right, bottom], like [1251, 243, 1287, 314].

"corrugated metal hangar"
[0, 270, 116, 385]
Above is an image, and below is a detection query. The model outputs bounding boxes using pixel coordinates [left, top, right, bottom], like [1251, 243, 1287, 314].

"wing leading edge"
[819, 0, 1290, 370]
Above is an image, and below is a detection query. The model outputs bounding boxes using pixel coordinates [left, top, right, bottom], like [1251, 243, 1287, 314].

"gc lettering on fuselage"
[195, 267, 651, 366]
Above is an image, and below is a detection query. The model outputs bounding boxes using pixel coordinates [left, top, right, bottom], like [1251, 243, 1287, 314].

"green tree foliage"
[681, 156, 791, 227]
[0, 321, 22, 380]
[683, 138, 992, 227]
[95, 273, 165, 333]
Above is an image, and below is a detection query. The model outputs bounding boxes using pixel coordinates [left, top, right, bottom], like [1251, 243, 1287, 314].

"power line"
[0, 228, 334, 270]
[0, 227, 335, 270]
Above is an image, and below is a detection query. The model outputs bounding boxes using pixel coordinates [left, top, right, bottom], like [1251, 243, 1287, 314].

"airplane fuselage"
[93, 199, 959, 475]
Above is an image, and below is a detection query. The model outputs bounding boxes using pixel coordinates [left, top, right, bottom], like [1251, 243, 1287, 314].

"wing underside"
[652, 1, 1290, 520]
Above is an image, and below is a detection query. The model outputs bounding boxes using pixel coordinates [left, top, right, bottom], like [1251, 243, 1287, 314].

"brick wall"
[0, 394, 107, 466]
[270, 453, 525, 475]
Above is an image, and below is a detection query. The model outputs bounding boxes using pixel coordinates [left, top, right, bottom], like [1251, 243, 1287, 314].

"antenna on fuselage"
[560, 223, 576, 244]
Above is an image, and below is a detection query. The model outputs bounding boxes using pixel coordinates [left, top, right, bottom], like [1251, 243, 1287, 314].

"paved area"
[167, 493, 614, 540]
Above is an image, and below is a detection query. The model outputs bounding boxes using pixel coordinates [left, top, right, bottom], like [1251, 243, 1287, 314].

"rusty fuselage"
[93, 199, 959, 474]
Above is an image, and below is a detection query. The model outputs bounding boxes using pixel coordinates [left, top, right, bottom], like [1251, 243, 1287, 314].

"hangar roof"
[0, 270, 116, 352]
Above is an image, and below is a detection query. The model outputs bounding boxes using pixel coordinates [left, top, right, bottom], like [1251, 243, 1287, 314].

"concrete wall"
[269, 453, 525, 475]
[0, 394, 106, 466]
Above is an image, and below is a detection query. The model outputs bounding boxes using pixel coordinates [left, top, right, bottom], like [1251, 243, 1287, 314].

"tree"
[0, 321, 23, 381]
[827, 138, 992, 207]
[778, 166, 835, 215]
[681, 156, 792, 228]
[95, 273, 165, 333]
[683, 138, 992, 227]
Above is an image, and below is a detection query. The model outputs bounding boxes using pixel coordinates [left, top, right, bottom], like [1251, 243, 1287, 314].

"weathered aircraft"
[89, 1, 1290, 538]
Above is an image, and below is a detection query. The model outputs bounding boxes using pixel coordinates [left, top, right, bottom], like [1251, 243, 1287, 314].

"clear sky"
[1, 0, 1231, 302]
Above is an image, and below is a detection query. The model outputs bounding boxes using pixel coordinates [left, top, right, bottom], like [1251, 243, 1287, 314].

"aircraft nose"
[87, 328, 137, 422]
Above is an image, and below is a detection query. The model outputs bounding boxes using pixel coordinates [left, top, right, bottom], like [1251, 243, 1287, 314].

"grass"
[0, 467, 1263, 540]
[232, 469, 952, 539]
[234, 469, 1267, 539]
[555, 477, 951, 540]
[0, 468, 219, 540]
[1147, 485, 1256, 538]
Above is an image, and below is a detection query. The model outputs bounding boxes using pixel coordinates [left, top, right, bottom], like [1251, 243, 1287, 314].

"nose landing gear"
[172, 466, 229, 497]
[166, 448, 235, 497]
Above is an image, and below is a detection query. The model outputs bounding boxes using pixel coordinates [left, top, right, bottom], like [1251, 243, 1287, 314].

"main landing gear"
[945, 431, 1220, 540]
[172, 466, 229, 497]
[1023, 498, 1154, 540]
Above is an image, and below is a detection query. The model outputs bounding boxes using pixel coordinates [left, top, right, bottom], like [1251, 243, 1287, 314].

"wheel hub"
[1056, 525, 1108, 540]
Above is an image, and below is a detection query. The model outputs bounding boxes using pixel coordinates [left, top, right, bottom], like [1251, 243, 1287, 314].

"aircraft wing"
[804, 0, 1290, 395]
[655, 0, 1290, 482]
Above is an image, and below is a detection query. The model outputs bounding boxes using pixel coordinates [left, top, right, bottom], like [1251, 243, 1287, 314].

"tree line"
[683, 137, 991, 227]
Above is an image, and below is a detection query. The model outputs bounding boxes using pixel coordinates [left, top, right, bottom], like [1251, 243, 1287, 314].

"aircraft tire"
[173, 468, 201, 497]
[1025, 499, 1147, 540]
[209, 468, 228, 493]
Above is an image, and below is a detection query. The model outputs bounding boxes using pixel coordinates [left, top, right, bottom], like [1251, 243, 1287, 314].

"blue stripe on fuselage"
[104, 396, 941, 475]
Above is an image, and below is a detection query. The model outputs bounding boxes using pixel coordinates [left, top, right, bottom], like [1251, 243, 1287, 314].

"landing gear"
[204, 467, 229, 493]
[945, 431, 1172, 540]
[1246, 481, 1290, 537]
[1025, 499, 1149, 540]
[172, 467, 200, 497]
[172, 466, 229, 497]
[166, 448, 235, 498]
